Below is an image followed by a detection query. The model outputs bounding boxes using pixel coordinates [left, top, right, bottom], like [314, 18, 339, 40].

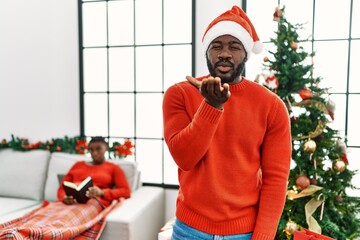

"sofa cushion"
[0, 197, 42, 224]
[44, 152, 139, 202]
[0, 197, 40, 217]
[0, 149, 51, 200]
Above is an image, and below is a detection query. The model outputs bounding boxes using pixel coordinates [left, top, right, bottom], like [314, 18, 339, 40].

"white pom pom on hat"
[202, 5, 263, 56]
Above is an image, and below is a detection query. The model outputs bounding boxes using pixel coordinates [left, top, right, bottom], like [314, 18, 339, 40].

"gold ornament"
[333, 159, 346, 173]
[303, 139, 317, 152]
[285, 220, 298, 235]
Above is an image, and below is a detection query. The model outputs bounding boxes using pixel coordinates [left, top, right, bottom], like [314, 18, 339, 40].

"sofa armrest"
[101, 186, 165, 240]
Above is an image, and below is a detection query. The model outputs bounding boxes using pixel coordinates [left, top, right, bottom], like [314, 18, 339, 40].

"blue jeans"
[171, 219, 253, 240]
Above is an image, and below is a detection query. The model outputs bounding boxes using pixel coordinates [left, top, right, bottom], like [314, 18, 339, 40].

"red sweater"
[163, 77, 291, 240]
[57, 161, 131, 207]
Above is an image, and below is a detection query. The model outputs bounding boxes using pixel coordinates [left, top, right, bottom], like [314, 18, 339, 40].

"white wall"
[0, 0, 80, 141]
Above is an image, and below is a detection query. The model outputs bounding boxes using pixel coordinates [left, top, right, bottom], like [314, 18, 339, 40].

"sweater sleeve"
[163, 83, 223, 171]
[102, 164, 131, 201]
[57, 162, 81, 201]
[252, 97, 292, 240]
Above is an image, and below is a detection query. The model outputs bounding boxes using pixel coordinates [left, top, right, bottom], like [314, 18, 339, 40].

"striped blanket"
[0, 198, 123, 240]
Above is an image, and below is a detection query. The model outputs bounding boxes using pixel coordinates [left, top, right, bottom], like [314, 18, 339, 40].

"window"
[78, 0, 193, 186]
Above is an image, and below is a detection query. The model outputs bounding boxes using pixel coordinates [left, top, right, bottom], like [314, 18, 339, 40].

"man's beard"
[206, 57, 247, 84]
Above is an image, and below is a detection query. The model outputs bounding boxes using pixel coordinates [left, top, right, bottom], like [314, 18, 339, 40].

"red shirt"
[57, 161, 131, 207]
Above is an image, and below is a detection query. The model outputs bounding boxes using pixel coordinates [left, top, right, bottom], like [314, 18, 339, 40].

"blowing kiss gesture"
[186, 75, 231, 110]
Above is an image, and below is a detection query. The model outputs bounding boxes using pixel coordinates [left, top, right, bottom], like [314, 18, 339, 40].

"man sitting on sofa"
[0, 136, 131, 239]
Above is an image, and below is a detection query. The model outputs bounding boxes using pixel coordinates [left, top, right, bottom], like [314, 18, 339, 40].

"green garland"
[0, 134, 134, 158]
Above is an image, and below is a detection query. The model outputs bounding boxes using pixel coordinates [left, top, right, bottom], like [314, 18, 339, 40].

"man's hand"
[186, 75, 230, 110]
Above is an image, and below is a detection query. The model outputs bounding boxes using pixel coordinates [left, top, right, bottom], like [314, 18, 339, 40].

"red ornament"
[296, 175, 310, 190]
[263, 56, 269, 62]
[75, 139, 88, 155]
[273, 7, 283, 21]
[29, 141, 41, 149]
[265, 75, 279, 90]
[298, 87, 313, 100]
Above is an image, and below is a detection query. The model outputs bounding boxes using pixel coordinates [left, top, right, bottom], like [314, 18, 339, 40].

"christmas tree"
[257, 6, 360, 240]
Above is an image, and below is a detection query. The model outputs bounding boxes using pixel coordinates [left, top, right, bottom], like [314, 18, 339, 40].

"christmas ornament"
[296, 175, 310, 190]
[75, 139, 88, 155]
[336, 139, 349, 164]
[298, 87, 313, 100]
[285, 220, 298, 235]
[333, 159, 346, 173]
[326, 98, 336, 120]
[265, 74, 279, 90]
[303, 139, 316, 152]
[28, 142, 41, 149]
[263, 56, 269, 62]
[290, 42, 298, 49]
[273, 6, 283, 21]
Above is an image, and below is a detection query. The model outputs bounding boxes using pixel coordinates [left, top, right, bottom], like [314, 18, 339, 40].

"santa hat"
[202, 5, 263, 56]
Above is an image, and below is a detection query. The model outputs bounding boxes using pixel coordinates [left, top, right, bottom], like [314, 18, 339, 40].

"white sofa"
[0, 149, 165, 240]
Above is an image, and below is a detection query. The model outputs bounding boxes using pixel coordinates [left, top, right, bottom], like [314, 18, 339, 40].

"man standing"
[163, 5, 291, 240]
